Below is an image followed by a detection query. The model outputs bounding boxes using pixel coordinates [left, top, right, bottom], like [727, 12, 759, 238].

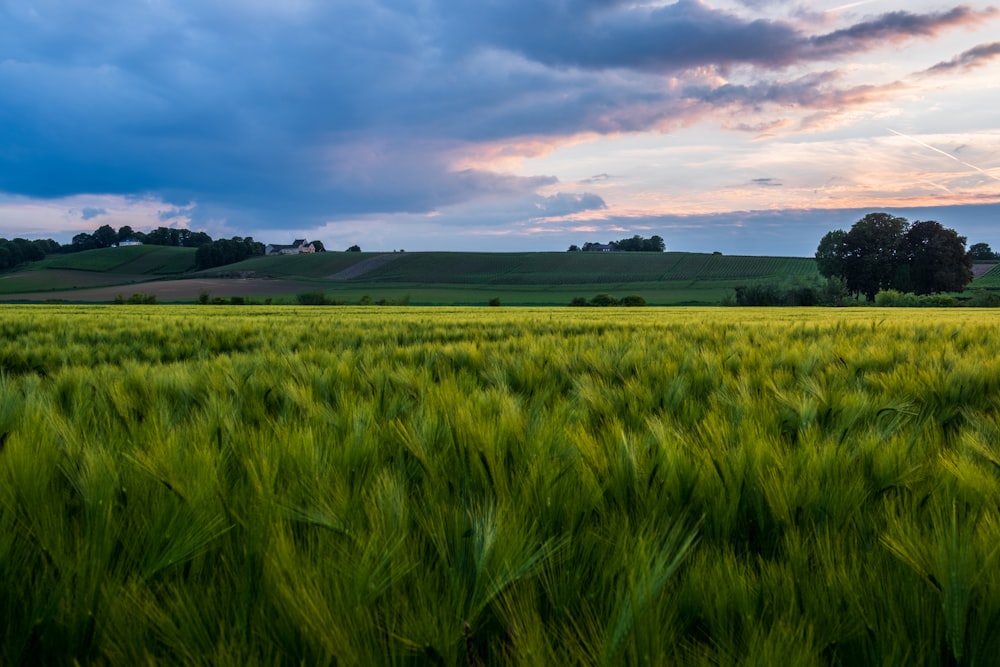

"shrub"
[488, 297, 501, 307]
[569, 297, 588, 307]
[875, 290, 960, 307]
[296, 291, 331, 306]
[590, 294, 617, 307]
[620, 295, 646, 307]
[967, 290, 1000, 307]
[117, 292, 157, 304]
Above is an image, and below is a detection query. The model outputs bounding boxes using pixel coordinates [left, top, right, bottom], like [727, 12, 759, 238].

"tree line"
[0, 237, 61, 271]
[568, 234, 666, 252]
[70, 224, 215, 252]
[816, 213, 975, 302]
[0, 223, 276, 272]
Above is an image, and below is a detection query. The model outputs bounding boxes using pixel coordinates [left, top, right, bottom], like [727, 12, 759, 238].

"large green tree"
[816, 213, 972, 301]
[840, 213, 909, 301]
[906, 220, 973, 295]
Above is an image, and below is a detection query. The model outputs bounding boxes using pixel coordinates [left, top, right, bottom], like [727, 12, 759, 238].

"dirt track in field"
[1, 278, 319, 303]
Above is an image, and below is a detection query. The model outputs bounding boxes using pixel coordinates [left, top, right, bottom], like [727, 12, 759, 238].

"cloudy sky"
[1, 0, 998, 255]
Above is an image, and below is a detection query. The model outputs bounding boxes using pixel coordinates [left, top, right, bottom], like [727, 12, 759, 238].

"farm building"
[265, 239, 316, 256]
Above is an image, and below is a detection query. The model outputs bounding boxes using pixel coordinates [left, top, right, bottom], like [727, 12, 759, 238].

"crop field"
[0, 250, 822, 304]
[970, 263, 1000, 289]
[3, 306, 1000, 665]
[342, 252, 819, 285]
[39, 246, 197, 275]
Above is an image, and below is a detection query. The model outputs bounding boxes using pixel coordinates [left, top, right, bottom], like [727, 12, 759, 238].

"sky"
[1, 0, 998, 256]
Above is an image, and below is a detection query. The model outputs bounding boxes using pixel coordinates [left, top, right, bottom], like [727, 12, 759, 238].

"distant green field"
[0, 248, 825, 304]
[354, 251, 819, 284]
[306, 281, 738, 306]
[38, 246, 196, 275]
[200, 252, 377, 279]
[0, 270, 148, 295]
[970, 263, 1000, 289]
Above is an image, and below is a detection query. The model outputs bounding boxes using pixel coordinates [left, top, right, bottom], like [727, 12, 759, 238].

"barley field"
[3, 305, 1000, 666]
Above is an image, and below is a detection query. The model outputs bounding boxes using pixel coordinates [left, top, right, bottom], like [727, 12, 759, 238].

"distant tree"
[312, 240, 326, 252]
[817, 213, 973, 301]
[180, 230, 213, 248]
[567, 244, 580, 252]
[71, 232, 97, 252]
[145, 226, 182, 246]
[117, 225, 135, 244]
[905, 220, 973, 295]
[93, 224, 118, 249]
[969, 242, 998, 260]
[194, 236, 265, 270]
[611, 234, 665, 252]
[346, 244, 362, 252]
[32, 238, 61, 256]
[590, 294, 617, 306]
[815, 229, 847, 280]
[823, 212, 907, 301]
[0, 238, 47, 268]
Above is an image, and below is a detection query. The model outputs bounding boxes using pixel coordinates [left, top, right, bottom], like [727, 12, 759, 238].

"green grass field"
[38, 245, 197, 275]
[3, 306, 1000, 665]
[0, 249, 823, 304]
[969, 262, 1000, 289]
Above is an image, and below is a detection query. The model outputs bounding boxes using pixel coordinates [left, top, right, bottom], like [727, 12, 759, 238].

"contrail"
[828, 0, 881, 13]
[888, 128, 1000, 182]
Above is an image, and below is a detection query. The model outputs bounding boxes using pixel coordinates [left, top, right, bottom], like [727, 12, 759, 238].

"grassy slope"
[344, 251, 817, 284]
[38, 245, 197, 274]
[0, 247, 198, 296]
[196, 252, 376, 279]
[970, 262, 1000, 289]
[1, 249, 820, 304]
[317, 252, 819, 305]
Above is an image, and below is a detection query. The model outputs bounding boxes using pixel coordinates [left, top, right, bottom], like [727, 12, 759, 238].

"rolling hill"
[2, 246, 994, 305]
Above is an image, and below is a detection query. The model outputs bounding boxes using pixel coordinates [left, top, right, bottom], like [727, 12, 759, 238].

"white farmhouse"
[265, 239, 316, 256]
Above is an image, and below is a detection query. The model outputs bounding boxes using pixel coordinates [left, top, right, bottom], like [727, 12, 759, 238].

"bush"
[590, 294, 617, 307]
[488, 297, 501, 307]
[197, 290, 211, 305]
[296, 291, 332, 306]
[967, 290, 1000, 307]
[569, 297, 588, 307]
[874, 290, 961, 307]
[733, 278, 848, 306]
[620, 295, 646, 307]
[115, 292, 157, 305]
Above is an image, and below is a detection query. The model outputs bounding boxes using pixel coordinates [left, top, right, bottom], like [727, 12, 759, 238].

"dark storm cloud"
[0, 0, 993, 230]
